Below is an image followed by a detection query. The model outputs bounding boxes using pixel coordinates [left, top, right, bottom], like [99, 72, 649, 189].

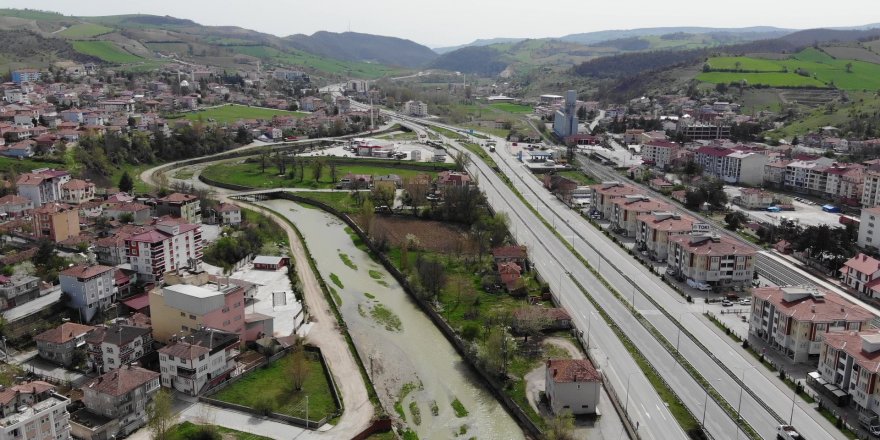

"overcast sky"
[3, 0, 880, 47]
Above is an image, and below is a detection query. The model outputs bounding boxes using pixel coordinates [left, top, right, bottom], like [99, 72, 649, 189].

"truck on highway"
[777, 424, 804, 440]
[859, 412, 880, 436]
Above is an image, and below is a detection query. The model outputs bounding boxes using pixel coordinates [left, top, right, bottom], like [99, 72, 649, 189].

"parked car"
[721, 299, 733, 307]
[739, 298, 751, 306]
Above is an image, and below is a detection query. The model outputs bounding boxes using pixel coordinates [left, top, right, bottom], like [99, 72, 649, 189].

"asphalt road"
[371, 109, 847, 440]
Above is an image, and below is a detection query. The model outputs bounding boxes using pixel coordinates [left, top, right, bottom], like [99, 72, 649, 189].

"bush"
[461, 323, 480, 341]
[186, 425, 221, 440]
[254, 399, 273, 416]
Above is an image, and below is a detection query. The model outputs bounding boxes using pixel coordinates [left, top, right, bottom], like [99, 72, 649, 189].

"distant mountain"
[282, 31, 437, 68]
[778, 27, 880, 46]
[427, 46, 508, 76]
[434, 38, 526, 54]
[559, 26, 794, 45]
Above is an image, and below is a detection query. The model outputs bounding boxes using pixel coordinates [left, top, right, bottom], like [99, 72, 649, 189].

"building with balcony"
[59, 265, 116, 324]
[0, 195, 33, 219]
[640, 140, 679, 170]
[31, 203, 80, 243]
[842, 253, 880, 298]
[750, 285, 875, 363]
[59, 179, 95, 205]
[0, 275, 40, 311]
[403, 100, 428, 117]
[859, 208, 880, 251]
[0, 381, 70, 440]
[589, 182, 640, 219]
[71, 365, 160, 440]
[16, 169, 70, 207]
[34, 323, 95, 368]
[817, 329, 880, 417]
[610, 196, 670, 236]
[156, 193, 201, 224]
[158, 329, 239, 396]
[148, 281, 246, 344]
[125, 221, 203, 282]
[635, 212, 695, 261]
[666, 234, 756, 288]
[733, 188, 775, 210]
[85, 324, 154, 374]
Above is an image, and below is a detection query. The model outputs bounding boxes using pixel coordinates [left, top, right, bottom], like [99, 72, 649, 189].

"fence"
[199, 345, 342, 430]
[266, 191, 544, 439]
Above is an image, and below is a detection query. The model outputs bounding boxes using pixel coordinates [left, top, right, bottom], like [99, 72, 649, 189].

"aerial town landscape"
[3, 1, 880, 440]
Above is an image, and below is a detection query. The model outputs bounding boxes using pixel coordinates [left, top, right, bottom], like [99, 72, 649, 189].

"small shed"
[253, 255, 288, 271]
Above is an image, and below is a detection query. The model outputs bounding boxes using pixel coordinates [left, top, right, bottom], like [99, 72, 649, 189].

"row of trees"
[757, 220, 857, 271]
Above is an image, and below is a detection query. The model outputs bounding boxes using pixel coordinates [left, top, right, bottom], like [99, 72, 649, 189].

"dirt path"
[141, 163, 375, 437]
[225, 197, 375, 437]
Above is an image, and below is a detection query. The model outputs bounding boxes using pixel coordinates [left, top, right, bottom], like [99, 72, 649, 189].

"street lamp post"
[788, 385, 797, 424]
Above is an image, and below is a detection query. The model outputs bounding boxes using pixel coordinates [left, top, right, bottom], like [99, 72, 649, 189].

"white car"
[721, 299, 733, 307]
[739, 298, 751, 305]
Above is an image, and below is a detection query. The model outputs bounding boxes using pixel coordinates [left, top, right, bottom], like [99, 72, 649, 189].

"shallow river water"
[258, 199, 524, 440]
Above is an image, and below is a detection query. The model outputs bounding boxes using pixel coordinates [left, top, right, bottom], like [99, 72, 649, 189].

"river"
[257, 199, 524, 440]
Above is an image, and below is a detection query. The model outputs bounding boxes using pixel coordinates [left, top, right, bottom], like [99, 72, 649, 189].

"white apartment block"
[0, 382, 71, 440]
[125, 221, 203, 282]
[16, 169, 70, 207]
[750, 286, 873, 363]
[859, 208, 880, 249]
[720, 151, 767, 186]
[635, 211, 694, 261]
[863, 169, 880, 208]
[404, 100, 428, 117]
[640, 140, 678, 170]
[59, 265, 116, 323]
[667, 234, 756, 288]
[818, 330, 880, 417]
[158, 329, 239, 396]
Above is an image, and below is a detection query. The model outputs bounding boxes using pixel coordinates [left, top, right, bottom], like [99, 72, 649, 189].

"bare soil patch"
[372, 216, 476, 254]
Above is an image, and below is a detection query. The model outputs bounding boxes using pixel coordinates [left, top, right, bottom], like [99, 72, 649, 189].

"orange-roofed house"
[34, 322, 95, 367]
[156, 192, 201, 224]
[667, 233, 756, 289]
[545, 359, 601, 415]
[610, 195, 671, 236]
[818, 329, 880, 416]
[635, 211, 695, 261]
[0, 381, 70, 440]
[72, 365, 161, 440]
[32, 202, 80, 242]
[589, 181, 640, 219]
[60, 178, 95, 204]
[157, 328, 239, 396]
[749, 286, 874, 362]
[59, 264, 116, 323]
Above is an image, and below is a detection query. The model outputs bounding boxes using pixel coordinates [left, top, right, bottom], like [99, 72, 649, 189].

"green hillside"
[72, 40, 142, 63]
[58, 23, 113, 39]
[698, 48, 880, 90]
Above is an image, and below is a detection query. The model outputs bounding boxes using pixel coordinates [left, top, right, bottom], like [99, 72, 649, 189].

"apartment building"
[640, 140, 679, 170]
[211, 203, 241, 225]
[842, 253, 880, 298]
[863, 168, 880, 208]
[0, 194, 33, 218]
[125, 221, 203, 282]
[59, 265, 116, 323]
[817, 329, 880, 417]
[825, 163, 864, 204]
[610, 196, 670, 236]
[403, 100, 428, 117]
[750, 285, 874, 362]
[635, 212, 695, 261]
[16, 169, 70, 207]
[31, 203, 80, 243]
[694, 146, 767, 185]
[71, 366, 160, 440]
[0, 274, 40, 310]
[0, 382, 70, 440]
[155, 193, 201, 224]
[858, 208, 880, 249]
[734, 188, 775, 210]
[34, 323, 95, 367]
[667, 234, 756, 288]
[545, 359, 601, 416]
[59, 179, 95, 205]
[158, 329, 240, 396]
[784, 158, 836, 194]
[148, 282, 246, 343]
[589, 182, 640, 219]
[86, 324, 154, 374]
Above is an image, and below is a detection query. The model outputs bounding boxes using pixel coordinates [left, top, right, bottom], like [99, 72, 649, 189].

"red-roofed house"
[0, 194, 32, 218]
[73, 365, 161, 440]
[32, 202, 80, 242]
[842, 253, 880, 298]
[437, 171, 472, 187]
[492, 245, 528, 269]
[498, 262, 522, 293]
[545, 359, 601, 415]
[611, 196, 671, 236]
[60, 178, 95, 204]
[641, 140, 679, 170]
[34, 322, 95, 366]
[590, 181, 640, 219]
[749, 286, 874, 362]
[0, 381, 70, 440]
[156, 193, 201, 224]
[158, 329, 239, 396]
[60, 264, 116, 323]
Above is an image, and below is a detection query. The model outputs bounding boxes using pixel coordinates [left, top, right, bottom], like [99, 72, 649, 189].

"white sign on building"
[692, 223, 711, 234]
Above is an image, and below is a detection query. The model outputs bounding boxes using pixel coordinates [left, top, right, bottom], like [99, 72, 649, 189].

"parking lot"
[724, 186, 855, 228]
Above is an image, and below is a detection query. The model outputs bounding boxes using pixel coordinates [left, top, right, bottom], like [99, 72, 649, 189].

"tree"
[311, 158, 325, 182]
[546, 411, 576, 440]
[329, 162, 338, 183]
[289, 343, 310, 392]
[576, 106, 587, 121]
[402, 176, 430, 215]
[724, 211, 748, 231]
[370, 184, 395, 208]
[358, 198, 375, 235]
[514, 307, 550, 343]
[416, 255, 446, 301]
[481, 325, 512, 376]
[846, 62, 853, 73]
[453, 150, 471, 171]
[259, 150, 269, 173]
[118, 171, 134, 193]
[147, 389, 176, 440]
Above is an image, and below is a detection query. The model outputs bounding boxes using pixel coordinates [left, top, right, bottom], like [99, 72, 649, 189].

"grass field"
[202, 159, 443, 189]
[0, 156, 63, 174]
[213, 352, 338, 421]
[181, 104, 308, 124]
[289, 191, 364, 214]
[58, 23, 113, 39]
[168, 422, 272, 440]
[489, 103, 534, 114]
[228, 45, 406, 79]
[72, 40, 142, 63]
[555, 170, 597, 186]
[700, 48, 880, 90]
